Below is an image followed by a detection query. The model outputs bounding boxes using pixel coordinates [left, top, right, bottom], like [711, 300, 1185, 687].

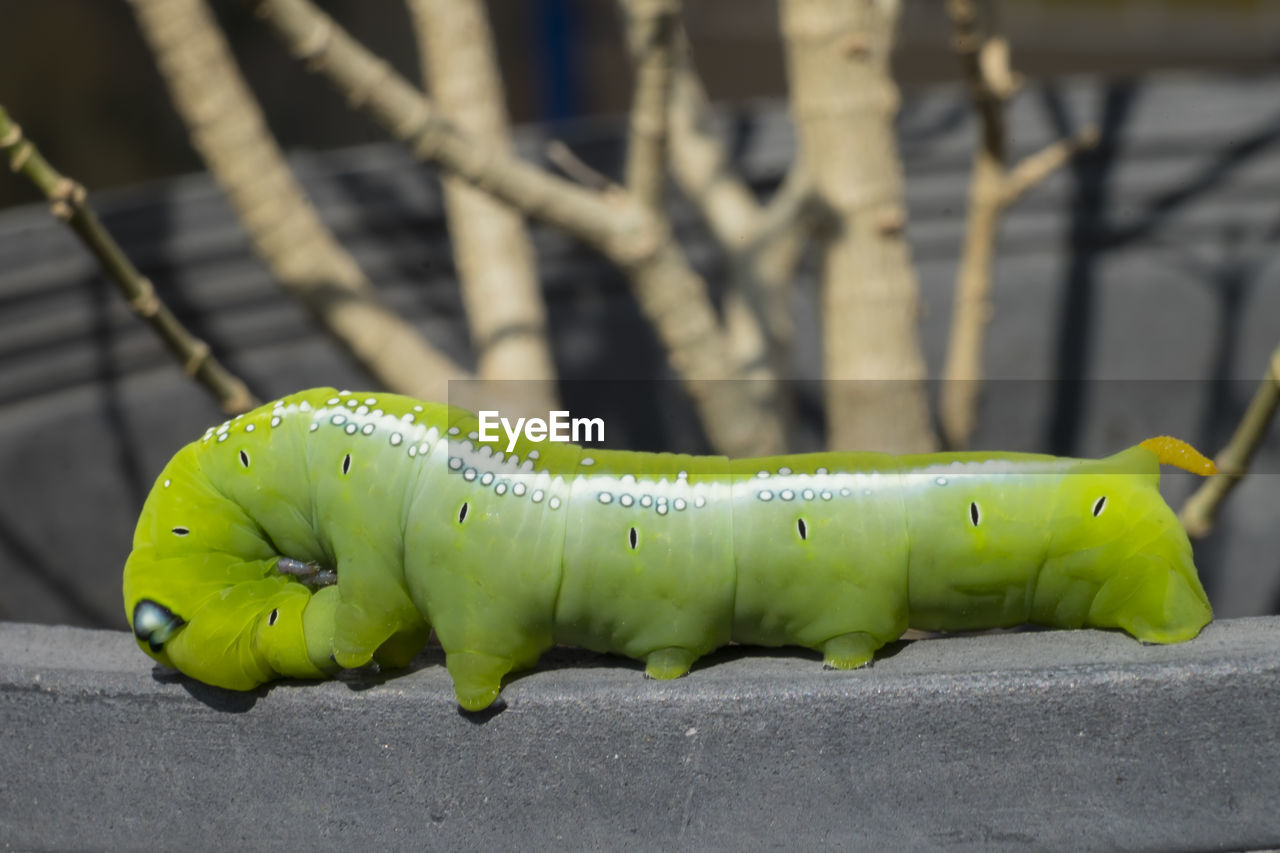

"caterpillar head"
[125, 564, 338, 690]
[132, 599, 185, 654]
[1034, 441, 1214, 644]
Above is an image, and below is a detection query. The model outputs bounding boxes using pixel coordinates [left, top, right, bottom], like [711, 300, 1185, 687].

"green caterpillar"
[124, 387, 1216, 711]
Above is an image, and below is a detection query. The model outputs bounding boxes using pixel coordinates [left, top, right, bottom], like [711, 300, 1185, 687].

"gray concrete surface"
[2, 618, 1278, 851]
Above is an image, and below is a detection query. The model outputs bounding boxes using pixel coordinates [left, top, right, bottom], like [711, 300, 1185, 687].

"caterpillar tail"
[1139, 436, 1217, 476]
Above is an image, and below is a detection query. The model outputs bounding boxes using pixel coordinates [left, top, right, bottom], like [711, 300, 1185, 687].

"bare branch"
[407, 0, 557, 409]
[245, 0, 623, 258]
[129, 0, 467, 403]
[546, 140, 618, 193]
[655, 19, 819, 431]
[939, 0, 1007, 450]
[781, 0, 936, 453]
[621, 0, 680, 211]
[728, 164, 820, 356]
[0, 105, 257, 414]
[939, 0, 1095, 449]
[244, 0, 784, 455]
[644, 22, 782, 364]
[1180, 345, 1280, 538]
[666, 35, 763, 247]
[999, 126, 1099, 207]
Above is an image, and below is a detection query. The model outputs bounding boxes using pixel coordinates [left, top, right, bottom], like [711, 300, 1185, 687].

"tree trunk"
[780, 0, 935, 452]
[409, 0, 558, 414]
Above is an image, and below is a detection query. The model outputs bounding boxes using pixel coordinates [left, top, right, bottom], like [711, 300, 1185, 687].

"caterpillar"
[124, 387, 1217, 711]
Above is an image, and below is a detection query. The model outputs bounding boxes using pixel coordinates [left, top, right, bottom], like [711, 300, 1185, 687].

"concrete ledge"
[3, 618, 1279, 850]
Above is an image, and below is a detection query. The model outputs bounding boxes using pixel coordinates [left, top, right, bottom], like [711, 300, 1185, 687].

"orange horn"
[1140, 436, 1218, 476]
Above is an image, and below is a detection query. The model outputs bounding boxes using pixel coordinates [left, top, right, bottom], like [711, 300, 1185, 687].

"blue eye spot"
[132, 599, 185, 652]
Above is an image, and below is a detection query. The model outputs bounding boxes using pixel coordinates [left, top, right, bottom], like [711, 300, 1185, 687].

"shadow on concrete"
[152, 667, 262, 713]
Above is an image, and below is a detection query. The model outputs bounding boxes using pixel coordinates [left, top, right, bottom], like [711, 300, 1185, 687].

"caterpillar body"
[124, 388, 1216, 711]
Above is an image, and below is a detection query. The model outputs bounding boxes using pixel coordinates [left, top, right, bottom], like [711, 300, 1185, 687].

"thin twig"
[621, 0, 680, 211]
[546, 140, 618, 193]
[0, 104, 257, 414]
[408, 0, 558, 411]
[243, 0, 786, 456]
[620, 3, 811, 439]
[1000, 126, 1099, 207]
[661, 23, 815, 361]
[939, 0, 1096, 449]
[129, 0, 468, 403]
[726, 163, 820, 366]
[1180, 345, 1280, 538]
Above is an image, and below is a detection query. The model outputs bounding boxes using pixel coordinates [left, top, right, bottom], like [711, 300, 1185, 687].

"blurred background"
[0, 0, 1277, 630]
[2, 0, 1279, 207]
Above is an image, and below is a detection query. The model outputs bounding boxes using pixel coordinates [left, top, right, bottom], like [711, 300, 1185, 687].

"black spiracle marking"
[629, 527, 638, 550]
[459, 502, 469, 524]
[342, 453, 352, 475]
[239, 449, 250, 469]
[1093, 496, 1107, 517]
[172, 526, 190, 537]
[268, 608, 279, 626]
[969, 502, 981, 527]
[797, 518, 808, 540]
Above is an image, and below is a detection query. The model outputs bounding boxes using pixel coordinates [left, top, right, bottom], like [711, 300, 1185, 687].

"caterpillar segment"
[124, 388, 1215, 711]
